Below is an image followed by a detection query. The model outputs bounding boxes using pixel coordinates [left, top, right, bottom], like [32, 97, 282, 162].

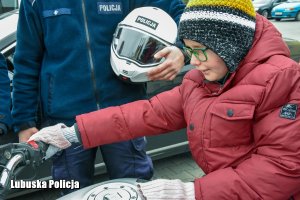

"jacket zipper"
[81, 0, 100, 110]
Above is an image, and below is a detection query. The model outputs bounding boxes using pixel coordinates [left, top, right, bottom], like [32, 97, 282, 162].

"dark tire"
[296, 12, 300, 21]
[262, 10, 269, 18]
[275, 18, 281, 21]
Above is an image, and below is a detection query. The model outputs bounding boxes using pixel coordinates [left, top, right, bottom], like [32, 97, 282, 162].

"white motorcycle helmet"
[110, 7, 178, 83]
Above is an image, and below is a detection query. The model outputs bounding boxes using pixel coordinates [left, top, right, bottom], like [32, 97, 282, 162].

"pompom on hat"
[178, 0, 256, 72]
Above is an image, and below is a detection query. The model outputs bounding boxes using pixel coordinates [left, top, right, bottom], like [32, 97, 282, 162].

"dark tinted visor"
[112, 26, 168, 67]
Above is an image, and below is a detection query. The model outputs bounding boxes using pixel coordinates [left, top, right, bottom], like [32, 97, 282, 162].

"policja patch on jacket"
[97, 1, 122, 14]
[280, 103, 298, 120]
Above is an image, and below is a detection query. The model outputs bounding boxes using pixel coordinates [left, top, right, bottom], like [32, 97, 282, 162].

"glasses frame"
[183, 46, 209, 62]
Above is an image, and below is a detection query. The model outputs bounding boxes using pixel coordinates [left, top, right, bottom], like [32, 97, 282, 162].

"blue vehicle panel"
[271, 0, 300, 21]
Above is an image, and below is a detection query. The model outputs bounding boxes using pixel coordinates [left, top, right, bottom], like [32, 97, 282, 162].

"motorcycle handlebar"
[0, 154, 24, 188]
[0, 141, 47, 196]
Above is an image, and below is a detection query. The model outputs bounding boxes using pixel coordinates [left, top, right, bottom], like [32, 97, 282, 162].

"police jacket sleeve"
[0, 53, 12, 132]
[12, 0, 44, 131]
[76, 86, 186, 149]
[194, 63, 300, 200]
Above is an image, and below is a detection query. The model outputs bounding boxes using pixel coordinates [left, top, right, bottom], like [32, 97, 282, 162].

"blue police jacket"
[12, 0, 185, 131]
[0, 53, 12, 134]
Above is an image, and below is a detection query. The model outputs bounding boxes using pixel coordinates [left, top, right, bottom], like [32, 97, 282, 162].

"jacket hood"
[246, 15, 290, 62]
[235, 15, 290, 78]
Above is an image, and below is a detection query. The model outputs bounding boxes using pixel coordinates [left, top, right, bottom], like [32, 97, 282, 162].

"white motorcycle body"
[57, 178, 143, 200]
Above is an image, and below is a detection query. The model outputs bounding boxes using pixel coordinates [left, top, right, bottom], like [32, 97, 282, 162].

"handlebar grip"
[35, 141, 49, 154]
[27, 140, 39, 149]
[27, 140, 48, 153]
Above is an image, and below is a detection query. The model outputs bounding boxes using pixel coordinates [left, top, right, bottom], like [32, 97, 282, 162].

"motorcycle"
[0, 142, 144, 200]
[0, 141, 47, 199]
[57, 178, 144, 200]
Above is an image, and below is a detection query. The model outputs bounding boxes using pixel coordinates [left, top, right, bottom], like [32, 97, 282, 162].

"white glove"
[137, 179, 195, 200]
[28, 123, 79, 159]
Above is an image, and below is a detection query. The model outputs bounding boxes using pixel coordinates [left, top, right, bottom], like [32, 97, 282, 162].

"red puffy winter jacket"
[76, 15, 300, 199]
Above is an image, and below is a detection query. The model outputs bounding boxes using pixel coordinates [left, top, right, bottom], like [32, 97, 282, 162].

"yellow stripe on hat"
[187, 0, 256, 18]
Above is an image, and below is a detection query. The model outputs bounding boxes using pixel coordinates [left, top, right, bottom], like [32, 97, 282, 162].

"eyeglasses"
[183, 46, 209, 62]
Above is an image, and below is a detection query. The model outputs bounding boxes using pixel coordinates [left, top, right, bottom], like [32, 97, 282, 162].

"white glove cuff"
[62, 125, 79, 143]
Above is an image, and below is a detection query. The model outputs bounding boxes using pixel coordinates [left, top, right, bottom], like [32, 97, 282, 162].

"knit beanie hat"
[178, 0, 256, 72]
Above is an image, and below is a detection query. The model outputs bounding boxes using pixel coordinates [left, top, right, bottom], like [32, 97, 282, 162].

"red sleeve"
[76, 86, 186, 148]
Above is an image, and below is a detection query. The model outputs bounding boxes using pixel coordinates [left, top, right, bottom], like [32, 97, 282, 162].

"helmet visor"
[112, 26, 168, 67]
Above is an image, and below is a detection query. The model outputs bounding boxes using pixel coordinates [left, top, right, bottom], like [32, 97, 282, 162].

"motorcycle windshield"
[112, 26, 168, 67]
